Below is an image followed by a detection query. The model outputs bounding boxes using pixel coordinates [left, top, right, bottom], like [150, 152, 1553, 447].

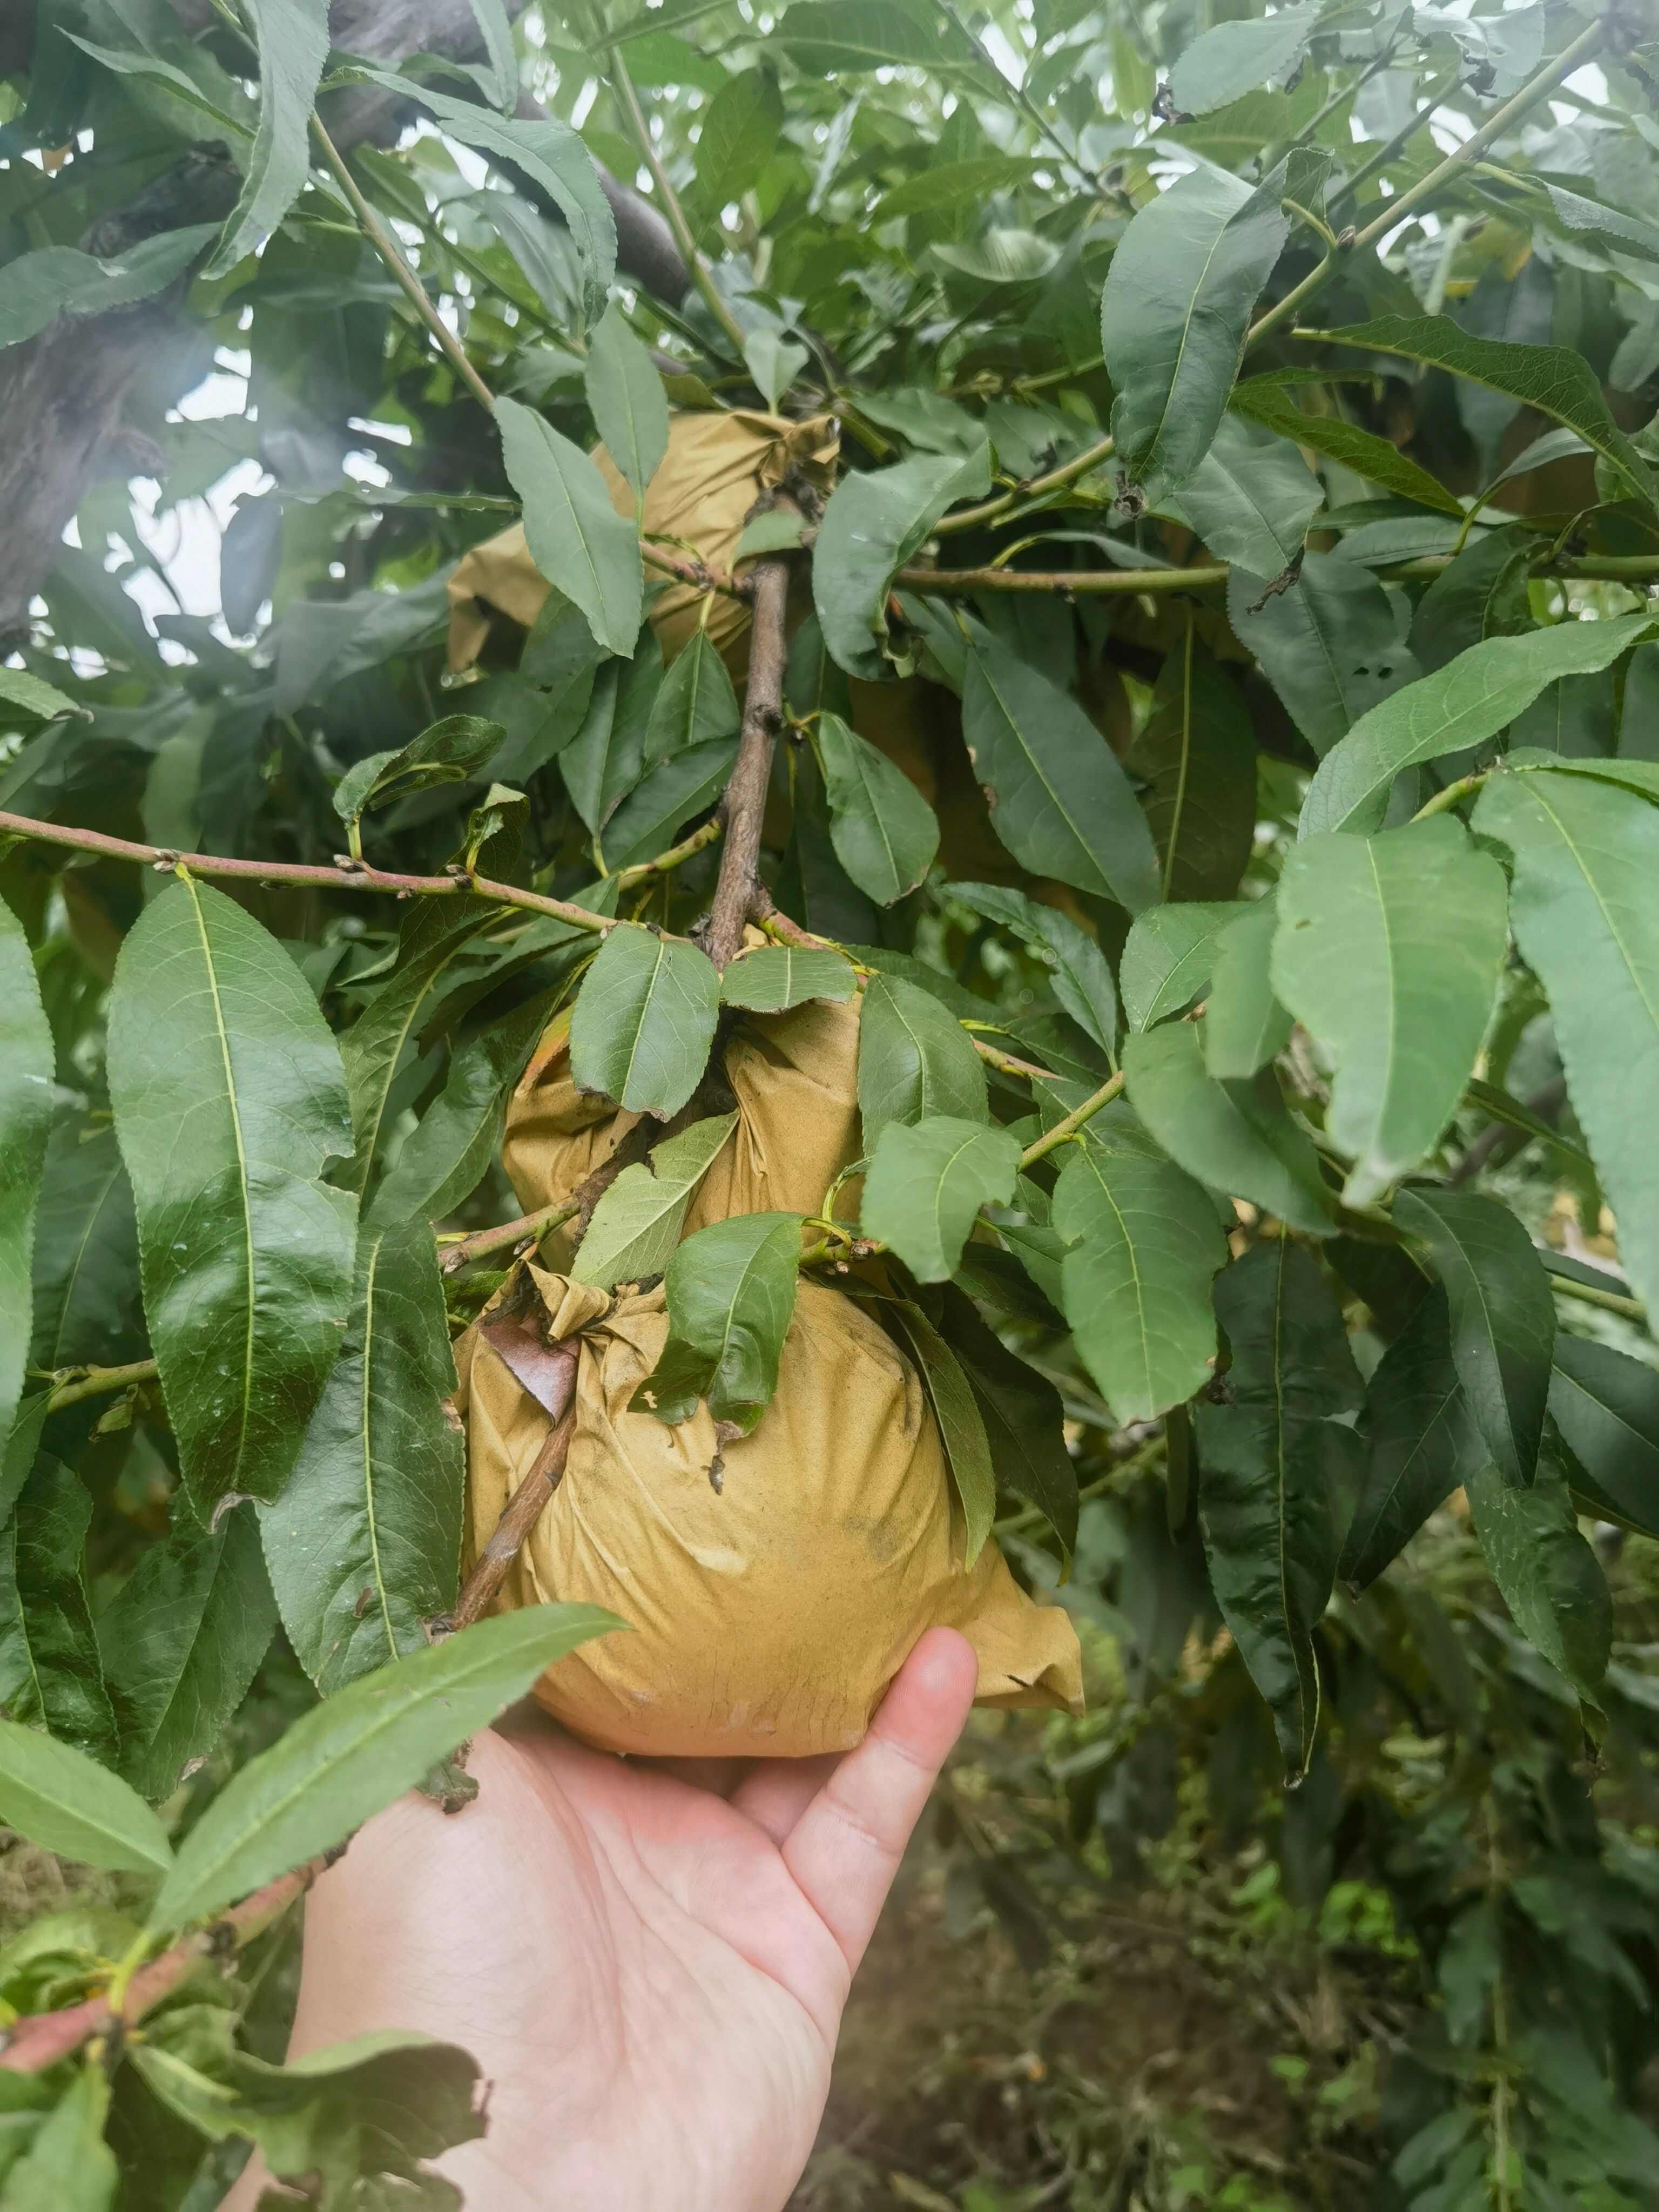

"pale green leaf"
[1122, 1021, 1332, 1235]
[0, 226, 217, 348]
[813, 446, 991, 681]
[1120, 901, 1247, 1031]
[719, 946, 858, 1012]
[204, 0, 329, 278]
[861, 1116, 1021, 1282]
[0, 1718, 173, 1876]
[571, 1112, 739, 1288]
[496, 394, 643, 657]
[585, 304, 669, 501]
[0, 903, 53, 1454]
[1204, 899, 1291, 1078]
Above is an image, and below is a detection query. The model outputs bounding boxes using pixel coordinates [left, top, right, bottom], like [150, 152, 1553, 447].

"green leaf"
[1271, 819, 1508, 1206]
[601, 735, 737, 871]
[0, 666, 89, 724]
[106, 880, 358, 1507]
[1120, 901, 1247, 1030]
[885, 1300, 995, 1564]
[204, 0, 328, 277]
[719, 946, 857, 1013]
[932, 1285, 1077, 1557]
[1316, 316, 1659, 511]
[359, 79, 616, 321]
[0, 1718, 172, 1876]
[1, 2067, 116, 2212]
[1466, 1454, 1610, 1700]
[97, 1501, 275, 1804]
[1128, 629, 1257, 902]
[569, 923, 720, 1118]
[773, 1, 979, 72]
[631, 1211, 802, 1434]
[0, 226, 218, 348]
[363, 1010, 539, 1231]
[861, 1117, 1021, 1283]
[1301, 615, 1656, 834]
[1122, 1021, 1332, 1236]
[1226, 551, 1418, 759]
[692, 68, 785, 219]
[584, 304, 669, 502]
[1229, 377, 1466, 516]
[0, 1458, 116, 1760]
[496, 394, 643, 658]
[1340, 1285, 1487, 1592]
[1153, 415, 1321, 581]
[1393, 1188, 1555, 1490]
[857, 973, 987, 1143]
[1196, 1240, 1363, 1781]
[1473, 763, 1659, 1318]
[465, 0, 519, 106]
[561, 635, 662, 832]
[1549, 1333, 1659, 1537]
[1169, 2, 1321, 114]
[962, 636, 1161, 911]
[1407, 524, 1535, 675]
[28, 1126, 143, 1374]
[259, 1222, 463, 1696]
[1204, 899, 1291, 1079]
[0, 902, 54, 1452]
[571, 1112, 739, 1289]
[1053, 1115, 1228, 1421]
[743, 329, 811, 407]
[949, 882, 1117, 1054]
[813, 447, 990, 681]
[816, 710, 940, 904]
[644, 629, 739, 768]
[1102, 165, 1290, 501]
[329, 713, 505, 830]
[150, 1607, 618, 1934]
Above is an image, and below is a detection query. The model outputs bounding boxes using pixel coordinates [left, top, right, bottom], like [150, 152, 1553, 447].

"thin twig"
[898, 561, 1229, 597]
[612, 813, 723, 887]
[707, 523, 797, 968]
[0, 1855, 330, 2076]
[440, 1198, 580, 1277]
[446, 1380, 579, 1635]
[43, 1357, 159, 1414]
[640, 543, 752, 603]
[1020, 1074, 1125, 1168]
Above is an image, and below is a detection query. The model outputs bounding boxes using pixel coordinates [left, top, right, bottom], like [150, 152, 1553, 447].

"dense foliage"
[3, 0, 1659, 2200]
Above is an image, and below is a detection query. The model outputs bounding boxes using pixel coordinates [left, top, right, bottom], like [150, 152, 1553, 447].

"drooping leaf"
[0, 902, 55, 1451]
[1102, 166, 1290, 501]
[496, 394, 643, 657]
[815, 711, 940, 905]
[150, 1607, 618, 1933]
[1473, 762, 1659, 1317]
[1196, 1240, 1363, 1781]
[584, 303, 670, 502]
[571, 1113, 739, 1289]
[1053, 1115, 1228, 1421]
[813, 447, 991, 681]
[1340, 1285, 1488, 1592]
[1119, 901, 1247, 1031]
[1122, 1021, 1332, 1236]
[719, 946, 857, 1013]
[1466, 1454, 1611, 1700]
[1128, 629, 1257, 902]
[1301, 615, 1656, 834]
[861, 1117, 1021, 1283]
[949, 882, 1117, 1053]
[962, 636, 1161, 911]
[1226, 552, 1418, 759]
[1272, 819, 1508, 1206]
[0, 1718, 172, 1876]
[97, 1502, 275, 1804]
[933, 1284, 1077, 1557]
[1393, 1188, 1555, 1489]
[259, 1222, 463, 1696]
[329, 714, 505, 833]
[631, 1211, 802, 1434]
[886, 1300, 996, 1564]
[857, 974, 987, 1143]
[1154, 414, 1321, 582]
[0, 226, 218, 348]
[106, 880, 358, 1508]
[568, 923, 720, 1118]
[1315, 315, 1659, 510]
[1549, 1332, 1659, 1537]
[1203, 899, 1291, 1079]
[1169, 3, 1321, 114]
[1229, 377, 1465, 516]
[643, 629, 739, 768]
[0, 1457, 116, 1759]
[204, 0, 328, 278]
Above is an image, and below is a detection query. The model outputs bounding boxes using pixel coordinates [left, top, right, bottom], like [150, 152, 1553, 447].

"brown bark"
[703, 538, 794, 970]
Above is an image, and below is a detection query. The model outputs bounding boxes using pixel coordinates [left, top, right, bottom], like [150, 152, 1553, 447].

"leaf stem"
[934, 433, 1118, 538]
[43, 1357, 159, 1415]
[1548, 1272, 1646, 1324]
[0, 811, 616, 936]
[1020, 1074, 1125, 1169]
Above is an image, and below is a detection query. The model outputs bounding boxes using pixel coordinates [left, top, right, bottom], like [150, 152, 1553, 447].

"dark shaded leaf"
[886, 1300, 995, 1563]
[950, 882, 1117, 1053]
[1128, 630, 1257, 902]
[1226, 551, 1417, 759]
[814, 447, 990, 681]
[0, 1457, 116, 1759]
[1549, 1332, 1659, 1537]
[816, 711, 939, 904]
[1, 903, 55, 1448]
[1466, 1453, 1610, 1700]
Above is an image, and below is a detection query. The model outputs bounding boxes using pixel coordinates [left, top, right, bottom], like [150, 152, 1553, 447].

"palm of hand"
[265, 1629, 977, 2212]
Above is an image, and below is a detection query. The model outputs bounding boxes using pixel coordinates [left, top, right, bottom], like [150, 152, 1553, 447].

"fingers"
[779, 1628, 978, 1977]
[729, 1752, 840, 1846]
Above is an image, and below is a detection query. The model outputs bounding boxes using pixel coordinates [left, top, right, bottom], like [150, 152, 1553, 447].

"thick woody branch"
[704, 535, 795, 969]
[444, 1332, 579, 1634]
[0, 1854, 331, 2076]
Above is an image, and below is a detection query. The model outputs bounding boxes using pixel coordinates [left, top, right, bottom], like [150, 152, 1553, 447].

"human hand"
[225, 1627, 978, 2211]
